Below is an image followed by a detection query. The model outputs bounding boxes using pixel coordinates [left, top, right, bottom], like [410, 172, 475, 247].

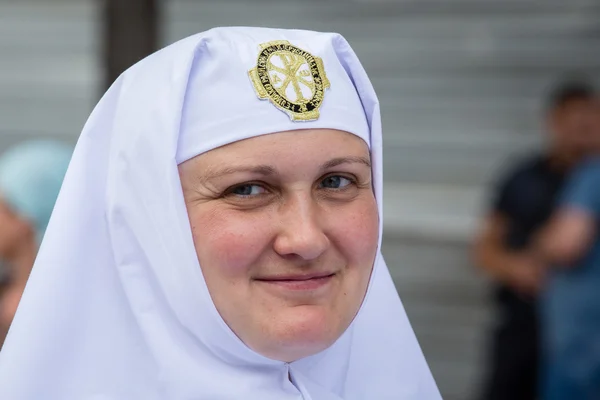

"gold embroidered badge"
[249, 40, 330, 121]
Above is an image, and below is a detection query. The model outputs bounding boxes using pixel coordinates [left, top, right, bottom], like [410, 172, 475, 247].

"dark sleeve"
[490, 165, 522, 217]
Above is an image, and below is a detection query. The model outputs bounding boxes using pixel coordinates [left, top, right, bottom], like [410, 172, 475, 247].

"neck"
[547, 149, 579, 172]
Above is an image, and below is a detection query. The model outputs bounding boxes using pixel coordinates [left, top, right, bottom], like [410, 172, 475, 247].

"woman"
[0, 140, 71, 347]
[0, 28, 440, 399]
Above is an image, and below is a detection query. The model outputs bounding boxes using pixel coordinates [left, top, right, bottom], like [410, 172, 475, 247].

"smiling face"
[179, 129, 379, 362]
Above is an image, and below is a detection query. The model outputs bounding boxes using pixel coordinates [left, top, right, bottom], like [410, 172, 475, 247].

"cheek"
[346, 198, 379, 258]
[187, 207, 273, 277]
[334, 197, 379, 264]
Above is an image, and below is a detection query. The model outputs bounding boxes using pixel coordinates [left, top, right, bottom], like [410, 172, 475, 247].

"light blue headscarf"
[0, 140, 72, 242]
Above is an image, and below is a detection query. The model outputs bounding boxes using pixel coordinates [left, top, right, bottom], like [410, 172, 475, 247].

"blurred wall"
[0, 1, 98, 148]
[1, 1, 600, 399]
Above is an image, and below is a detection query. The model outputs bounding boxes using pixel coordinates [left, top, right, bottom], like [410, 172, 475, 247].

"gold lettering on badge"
[249, 40, 330, 121]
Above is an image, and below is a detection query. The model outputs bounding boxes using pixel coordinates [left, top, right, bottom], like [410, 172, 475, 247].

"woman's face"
[179, 129, 379, 362]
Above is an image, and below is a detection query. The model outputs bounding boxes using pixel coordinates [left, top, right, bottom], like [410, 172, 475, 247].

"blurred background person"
[0, 140, 71, 348]
[472, 81, 596, 400]
[536, 100, 600, 400]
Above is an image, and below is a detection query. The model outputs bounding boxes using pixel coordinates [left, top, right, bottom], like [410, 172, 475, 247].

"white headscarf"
[0, 27, 441, 400]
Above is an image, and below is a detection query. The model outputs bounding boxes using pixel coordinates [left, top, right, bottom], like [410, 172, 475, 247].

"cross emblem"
[268, 53, 315, 103]
[248, 40, 330, 121]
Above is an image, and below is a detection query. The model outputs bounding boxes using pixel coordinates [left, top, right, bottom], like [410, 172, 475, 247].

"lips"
[255, 272, 336, 291]
[257, 272, 335, 282]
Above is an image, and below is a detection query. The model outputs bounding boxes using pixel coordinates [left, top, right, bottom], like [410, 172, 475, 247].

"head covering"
[0, 140, 72, 242]
[0, 28, 440, 399]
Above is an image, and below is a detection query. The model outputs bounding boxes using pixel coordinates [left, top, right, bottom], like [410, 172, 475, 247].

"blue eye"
[231, 184, 266, 197]
[320, 176, 353, 189]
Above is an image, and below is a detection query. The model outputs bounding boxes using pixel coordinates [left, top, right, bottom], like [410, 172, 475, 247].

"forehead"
[192, 129, 369, 164]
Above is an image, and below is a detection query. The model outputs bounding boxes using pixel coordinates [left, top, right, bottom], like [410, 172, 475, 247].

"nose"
[273, 194, 330, 261]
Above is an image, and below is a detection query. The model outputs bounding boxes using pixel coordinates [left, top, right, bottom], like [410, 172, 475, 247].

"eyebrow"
[321, 156, 371, 170]
[199, 165, 276, 183]
[199, 156, 371, 183]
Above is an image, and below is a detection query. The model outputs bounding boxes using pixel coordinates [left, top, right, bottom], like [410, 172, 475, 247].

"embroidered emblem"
[249, 40, 330, 121]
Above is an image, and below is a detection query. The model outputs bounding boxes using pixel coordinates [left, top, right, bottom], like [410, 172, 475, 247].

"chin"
[255, 305, 345, 362]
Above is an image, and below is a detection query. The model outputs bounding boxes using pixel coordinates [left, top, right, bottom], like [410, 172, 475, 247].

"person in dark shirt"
[473, 81, 597, 400]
